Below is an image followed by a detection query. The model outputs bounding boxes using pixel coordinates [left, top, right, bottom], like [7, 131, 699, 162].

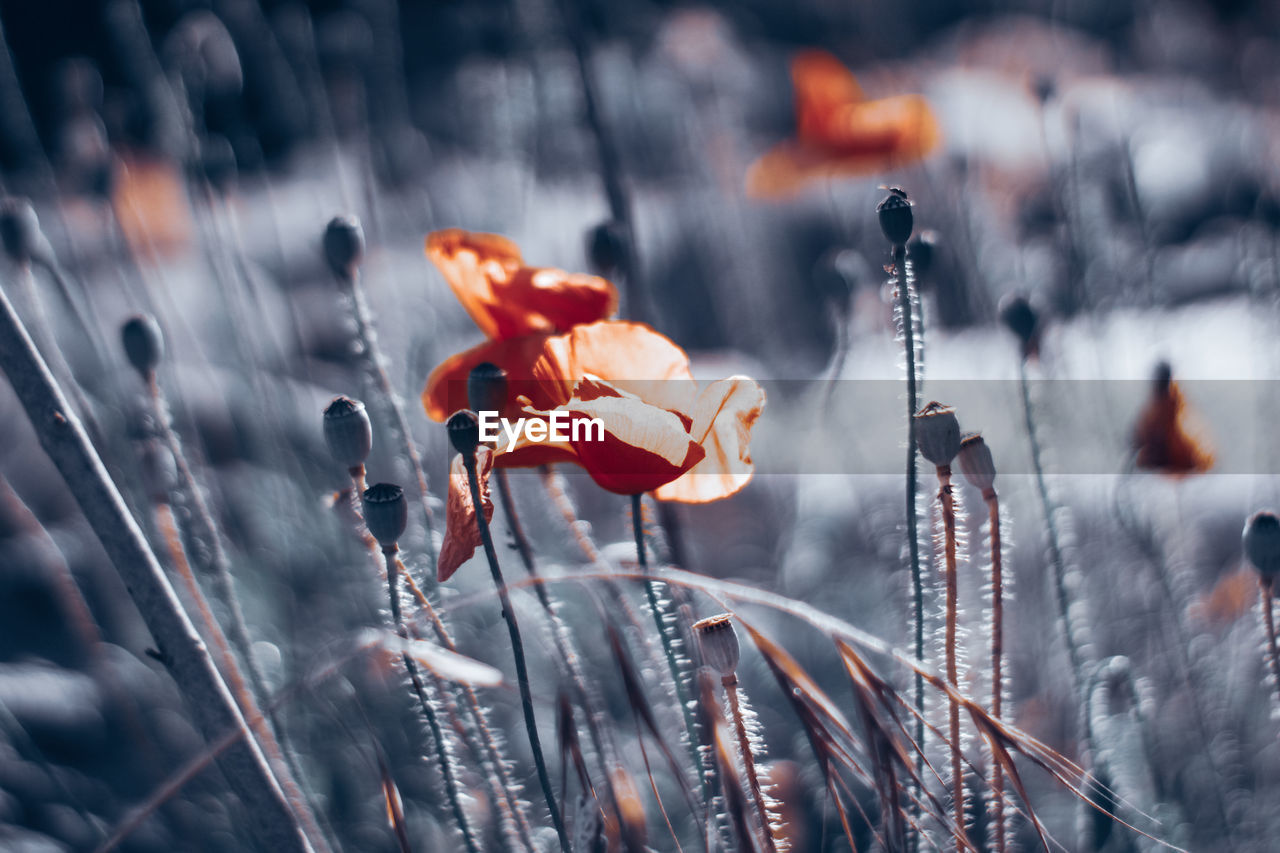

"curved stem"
[384, 548, 482, 853]
[937, 466, 965, 851]
[465, 453, 569, 852]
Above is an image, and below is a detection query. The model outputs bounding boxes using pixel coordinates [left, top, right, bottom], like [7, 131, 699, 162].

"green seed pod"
[323, 214, 365, 278]
[447, 410, 481, 457]
[363, 483, 407, 548]
[876, 189, 914, 247]
[121, 314, 165, 378]
[323, 396, 372, 468]
[468, 362, 509, 416]
[914, 401, 961, 467]
[1244, 511, 1280, 580]
[957, 432, 996, 495]
[693, 613, 740, 678]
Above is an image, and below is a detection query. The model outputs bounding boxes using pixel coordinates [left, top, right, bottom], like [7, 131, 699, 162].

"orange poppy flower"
[746, 50, 941, 198]
[423, 321, 764, 503]
[1132, 372, 1213, 476]
[426, 228, 619, 340]
[438, 447, 495, 582]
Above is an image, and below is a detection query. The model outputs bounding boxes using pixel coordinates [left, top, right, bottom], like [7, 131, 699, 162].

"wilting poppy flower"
[746, 50, 941, 198]
[1132, 364, 1213, 476]
[426, 228, 618, 340]
[424, 321, 764, 503]
[438, 446, 495, 582]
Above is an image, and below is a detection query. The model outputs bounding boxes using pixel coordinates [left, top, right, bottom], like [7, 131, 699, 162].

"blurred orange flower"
[746, 50, 941, 198]
[424, 321, 764, 503]
[1132, 372, 1213, 476]
[426, 228, 618, 340]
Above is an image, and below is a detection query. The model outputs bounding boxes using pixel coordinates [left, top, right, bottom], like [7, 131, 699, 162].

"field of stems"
[2, 0, 1280, 851]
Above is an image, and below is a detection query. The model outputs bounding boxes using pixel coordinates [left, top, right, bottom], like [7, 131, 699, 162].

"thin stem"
[384, 549, 482, 853]
[1263, 579, 1280, 707]
[464, 451, 569, 852]
[633, 493, 718, 820]
[895, 243, 926, 782]
[723, 676, 777, 853]
[342, 269, 438, 561]
[0, 278, 312, 852]
[937, 466, 965, 851]
[985, 491, 1006, 853]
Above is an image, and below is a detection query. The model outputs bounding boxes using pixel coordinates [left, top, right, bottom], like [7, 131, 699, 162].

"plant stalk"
[723, 675, 777, 853]
[985, 490, 1006, 853]
[936, 465, 965, 851]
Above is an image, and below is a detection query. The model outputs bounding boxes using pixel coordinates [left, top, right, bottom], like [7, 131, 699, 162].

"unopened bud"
[999, 294, 1038, 355]
[323, 396, 372, 468]
[1244, 511, 1280, 580]
[362, 483, 407, 548]
[467, 362, 509, 415]
[447, 410, 480, 457]
[0, 198, 44, 265]
[121, 314, 164, 378]
[323, 215, 364, 278]
[694, 613, 740, 678]
[876, 189, 914, 247]
[957, 432, 996, 496]
[586, 220, 629, 278]
[914, 401, 961, 467]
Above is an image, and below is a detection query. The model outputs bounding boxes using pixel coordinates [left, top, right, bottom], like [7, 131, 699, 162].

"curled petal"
[422, 334, 557, 422]
[560, 391, 705, 495]
[1132, 382, 1214, 476]
[426, 228, 617, 339]
[438, 448, 495, 582]
[656, 376, 766, 503]
[536, 321, 698, 414]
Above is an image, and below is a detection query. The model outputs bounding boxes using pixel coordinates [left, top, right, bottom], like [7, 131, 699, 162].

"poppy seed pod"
[323, 396, 372, 469]
[1244, 511, 1280, 580]
[586, 220, 629, 278]
[467, 362, 509, 415]
[693, 614, 740, 678]
[914, 402, 961, 467]
[323, 214, 364, 278]
[0, 198, 43, 265]
[876, 189, 914, 247]
[998, 294, 1038, 351]
[121, 314, 165, 378]
[362, 483, 407, 548]
[957, 432, 996, 495]
[447, 410, 481, 457]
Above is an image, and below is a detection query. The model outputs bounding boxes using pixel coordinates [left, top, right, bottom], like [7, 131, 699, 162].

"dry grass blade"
[376, 750, 413, 853]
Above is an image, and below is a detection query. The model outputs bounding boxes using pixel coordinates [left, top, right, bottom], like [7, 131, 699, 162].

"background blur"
[2, 0, 1280, 850]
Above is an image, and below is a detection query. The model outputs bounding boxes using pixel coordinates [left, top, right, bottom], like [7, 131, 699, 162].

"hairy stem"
[986, 491, 1006, 853]
[724, 676, 777, 853]
[1263, 579, 1280, 708]
[465, 453, 569, 851]
[937, 466, 965, 851]
[383, 547, 482, 853]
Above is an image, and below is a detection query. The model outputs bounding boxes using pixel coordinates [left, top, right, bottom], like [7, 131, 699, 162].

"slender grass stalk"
[452, 425, 569, 852]
[382, 543, 482, 853]
[983, 489, 1006, 853]
[0, 279, 312, 853]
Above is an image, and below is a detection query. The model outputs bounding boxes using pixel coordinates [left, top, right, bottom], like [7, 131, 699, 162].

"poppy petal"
[438, 448, 495, 582]
[560, 393, 705, 495]
[656, 376, 765, 503]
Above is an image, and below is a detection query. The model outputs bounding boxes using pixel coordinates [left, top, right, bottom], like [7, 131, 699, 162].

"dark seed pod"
[586, 220, 629, 278]
[323, 396, 372, 468]
[1152, 360, 1173, 396]
[998, 294, 1039, 354]
[0, 198, 44, 265]
[957, 432, 996, 495]
[693, 613, 740, 678]
[121, 314, 165, 378]
[363, 483, 407, 548]
[323, 215, 365, 278]
[1244, 511, 1280, 580]
[467, 362, 509, 416]
[914, 401, 962, 467]
[447, 410, 481, 457]
[1032, 73, 1056, 105]
[876, 189, 914, 247]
